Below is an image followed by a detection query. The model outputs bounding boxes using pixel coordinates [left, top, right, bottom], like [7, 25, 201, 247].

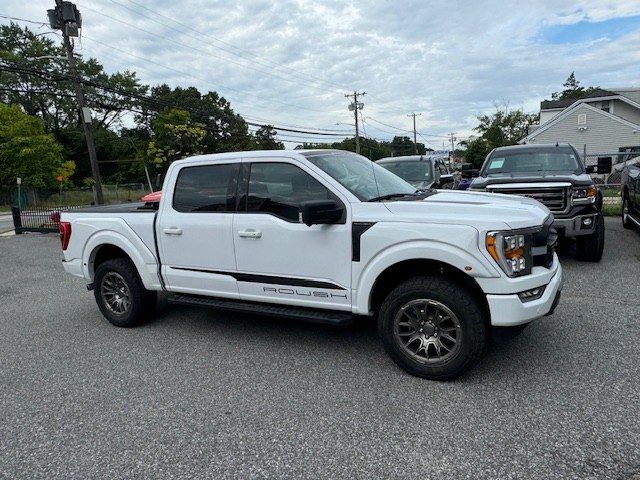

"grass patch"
[601, 189, 621, 198]
[602, 203, 622, 216]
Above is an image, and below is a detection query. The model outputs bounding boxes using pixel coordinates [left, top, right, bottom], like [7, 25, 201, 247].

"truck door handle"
[163, 227, 183, 235]
[238, 229, 262, 238]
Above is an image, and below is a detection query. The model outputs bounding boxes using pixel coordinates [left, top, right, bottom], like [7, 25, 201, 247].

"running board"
[168, 293, 353, 326]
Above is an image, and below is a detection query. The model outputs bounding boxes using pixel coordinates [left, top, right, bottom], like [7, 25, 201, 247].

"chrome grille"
[489, 187, 567, 212]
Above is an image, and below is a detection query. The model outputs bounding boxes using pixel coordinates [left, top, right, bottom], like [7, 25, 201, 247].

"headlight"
[486, 232, 532, 277]
[571, 186, 597, 205]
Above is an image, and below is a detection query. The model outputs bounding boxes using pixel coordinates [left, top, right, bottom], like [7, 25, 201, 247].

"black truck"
[469, 143, 608, 262]
[621, 159, 640, 230]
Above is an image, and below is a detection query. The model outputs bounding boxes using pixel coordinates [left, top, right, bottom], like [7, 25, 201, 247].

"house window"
[577, 113, 586, 125]
[601, 101, 610, 113]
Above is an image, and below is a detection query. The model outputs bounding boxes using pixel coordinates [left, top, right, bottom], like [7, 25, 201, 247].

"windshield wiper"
[367, 193, 413, 202]
[367, 190, 423, 202]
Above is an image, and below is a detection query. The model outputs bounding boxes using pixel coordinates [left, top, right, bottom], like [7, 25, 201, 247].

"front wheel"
[576, 214, 605, 262]
[94, 258, 157, 327]
[378, 276, 487, 380]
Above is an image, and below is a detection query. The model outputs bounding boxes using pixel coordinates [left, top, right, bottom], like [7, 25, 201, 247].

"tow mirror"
[586, 165, 595, 174]
[440, 173, 454, 184]
[597, 157, 612, 174]
[300, 200, 343, 226]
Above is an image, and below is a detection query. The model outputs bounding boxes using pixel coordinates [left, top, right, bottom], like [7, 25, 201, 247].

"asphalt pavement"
[1, 218, 639, 479]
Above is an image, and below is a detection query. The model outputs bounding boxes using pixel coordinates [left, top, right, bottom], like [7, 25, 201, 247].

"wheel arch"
[366, 258, 490, 323]
[83, 231, 160, 290]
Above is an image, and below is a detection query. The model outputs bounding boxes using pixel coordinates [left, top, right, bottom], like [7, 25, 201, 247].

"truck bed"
[70, 202, 156, 213]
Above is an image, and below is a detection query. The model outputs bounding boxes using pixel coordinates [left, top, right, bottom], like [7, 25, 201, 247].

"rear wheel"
[622, 194, 635, 230]
[94, 258, 157, 327]
[576, 214, 605, 262]
[378, 276, 487, 380]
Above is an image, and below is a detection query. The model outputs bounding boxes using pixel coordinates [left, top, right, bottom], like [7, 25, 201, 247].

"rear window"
[483, 148, 582, 176]
[378, 161, 433, 183]
[173, 164, 239, 212]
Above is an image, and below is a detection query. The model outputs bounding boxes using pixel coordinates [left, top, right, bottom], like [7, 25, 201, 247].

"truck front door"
[233, 158, 352, 311]
[157, 161, 240, 298]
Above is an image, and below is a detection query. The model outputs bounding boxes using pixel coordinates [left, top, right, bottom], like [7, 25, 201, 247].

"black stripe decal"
[170, 267, 347, 290]
[352, 222, 376, 262]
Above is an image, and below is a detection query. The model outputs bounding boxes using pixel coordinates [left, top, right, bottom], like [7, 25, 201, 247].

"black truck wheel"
[378, 275, 487, 380]
[94, 258, 157, 327]
[622, 194, 635, 230]
[576, 214, 605, 262]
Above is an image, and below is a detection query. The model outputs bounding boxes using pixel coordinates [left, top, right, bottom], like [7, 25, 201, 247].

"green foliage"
[145, 85, 254, 153]
[551, 72, 600, 101]
[254, 125, 284, 150]
[461, 108, 539, 167]
[295, 135, 430, 161]
[0, 103, 64, 188]
[147, 108, 206, 168]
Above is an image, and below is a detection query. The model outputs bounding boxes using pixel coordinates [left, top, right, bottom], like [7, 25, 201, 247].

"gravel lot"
[1, 217, 639, 479]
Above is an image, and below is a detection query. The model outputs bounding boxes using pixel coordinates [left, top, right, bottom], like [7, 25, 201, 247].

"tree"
[144, 85, 254, 154]
[461, 108, 539, 167]
[254, 125, 284, 150]
[147, 108, 206, 169]
[551, 72, 600, 101]
[0, 104, 64, 188]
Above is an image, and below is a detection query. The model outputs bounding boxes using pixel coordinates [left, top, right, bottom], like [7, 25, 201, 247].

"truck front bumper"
[486, 261, 563, 327]
[553, 214, 597, 237]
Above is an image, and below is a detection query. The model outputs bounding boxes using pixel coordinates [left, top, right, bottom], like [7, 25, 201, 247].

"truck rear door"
[157, 161, 240, 298]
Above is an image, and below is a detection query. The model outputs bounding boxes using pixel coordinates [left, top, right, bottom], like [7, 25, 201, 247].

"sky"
[3, 0, 640, 149]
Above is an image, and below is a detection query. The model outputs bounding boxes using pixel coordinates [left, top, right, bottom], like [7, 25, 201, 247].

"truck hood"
[471, 173, 592, 189]
[382, 190, 550, 230]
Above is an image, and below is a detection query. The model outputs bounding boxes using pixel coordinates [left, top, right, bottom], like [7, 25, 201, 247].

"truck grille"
[490, 187, 567, 212]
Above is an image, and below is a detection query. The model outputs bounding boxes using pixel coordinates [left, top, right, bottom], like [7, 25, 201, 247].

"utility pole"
[49, 1, 104, 204]
[448, 132, 457, 169]
[407, 113, 422, 154]
[345, 91, 366, 154]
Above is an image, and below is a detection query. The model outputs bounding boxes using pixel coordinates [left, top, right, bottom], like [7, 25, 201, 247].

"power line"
[101, 0, 347, 94]
[0, 62, 350, 136]
[81, 35, 334, 115]
[0, 13, 48, 26]
[80, 5, 341, 101]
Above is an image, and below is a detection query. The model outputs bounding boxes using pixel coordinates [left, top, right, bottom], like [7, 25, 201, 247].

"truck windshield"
[377, 161, 432, 184]
[302, 151, 416, 201]
[483, 148, 582, 176]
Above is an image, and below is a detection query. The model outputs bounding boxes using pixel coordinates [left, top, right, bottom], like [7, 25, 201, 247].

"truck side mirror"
[300, 200, 343, 226]
[585, 165, 595, 174]
[438, 174, 455, 188]
[597, 157, 612, 174]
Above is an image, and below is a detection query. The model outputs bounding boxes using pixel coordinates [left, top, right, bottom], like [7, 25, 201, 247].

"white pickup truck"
[60, 150, 563, 380]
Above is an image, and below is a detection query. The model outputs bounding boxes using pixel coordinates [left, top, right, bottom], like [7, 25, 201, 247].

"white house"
[520, 88, 640, 160]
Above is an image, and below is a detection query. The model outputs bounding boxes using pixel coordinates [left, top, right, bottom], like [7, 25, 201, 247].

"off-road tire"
[575, 214, 605, 262]
[378, 275, 487, 380]
[94, 258, 157, 327]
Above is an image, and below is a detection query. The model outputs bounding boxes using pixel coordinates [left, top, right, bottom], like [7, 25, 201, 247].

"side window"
[173, 163, 239, 213]
[244, 162, 332, 222]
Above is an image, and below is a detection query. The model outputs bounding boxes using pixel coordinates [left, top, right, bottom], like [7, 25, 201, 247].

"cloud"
[3, 0, 640, 145]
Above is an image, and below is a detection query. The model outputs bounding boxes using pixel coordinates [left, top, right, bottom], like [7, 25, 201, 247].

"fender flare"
[83, 230, 160, 290]
[354, 239, 498, 315]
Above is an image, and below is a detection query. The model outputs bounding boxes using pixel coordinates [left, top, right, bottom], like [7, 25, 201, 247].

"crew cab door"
[232, 158, 352, 311]
[157, 161, 240, 298]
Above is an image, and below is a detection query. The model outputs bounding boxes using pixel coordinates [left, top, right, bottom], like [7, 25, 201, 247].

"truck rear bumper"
[61, 258, 85, 279]
[486, 262, 563, 327]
